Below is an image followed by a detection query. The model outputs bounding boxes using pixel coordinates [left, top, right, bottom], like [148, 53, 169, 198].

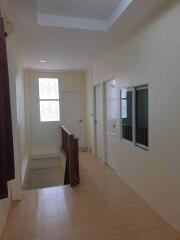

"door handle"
[113, 124, 116, 128]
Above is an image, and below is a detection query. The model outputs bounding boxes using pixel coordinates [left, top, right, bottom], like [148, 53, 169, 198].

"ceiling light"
[40, 60, 46, 63]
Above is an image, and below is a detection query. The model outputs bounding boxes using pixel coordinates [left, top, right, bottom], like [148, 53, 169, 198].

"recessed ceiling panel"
[38, 0, 122, 20]
[1, 0, 167, 70]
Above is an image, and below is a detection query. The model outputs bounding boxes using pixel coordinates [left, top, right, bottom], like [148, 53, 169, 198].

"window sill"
[135, 143, 149, 151]
[120, 139, 149, 152]
[121, 138, 134, 146]
[40, 120, 61, 123]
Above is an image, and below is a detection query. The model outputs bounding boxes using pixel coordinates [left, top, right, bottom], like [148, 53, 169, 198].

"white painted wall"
[0, 33, 27, 236]
[25, 70, 86, 155]
[7, 37, 22, 199]
[16, 67, 29, 186]
[86, 0, 180, 233]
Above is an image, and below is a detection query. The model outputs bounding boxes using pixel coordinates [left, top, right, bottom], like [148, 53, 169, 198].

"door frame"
[93, 80, 117, 165]
[103, 79, 117, 165]
[93, 84, 105, 160]
[93, 85, 98, 156]
[102, 81, 107, 164]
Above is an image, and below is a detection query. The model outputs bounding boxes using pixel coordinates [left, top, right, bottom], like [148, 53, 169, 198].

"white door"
[105, 80, 117, 169]
[94, 85, 103, 159]
[61, 91, 84, 145]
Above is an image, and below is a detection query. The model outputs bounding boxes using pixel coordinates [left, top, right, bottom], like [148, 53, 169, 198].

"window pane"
[39, 78, 59, 99]
[121, 89, 133, 141]
[40, 101, 60, 122]
[135, 86, 148, 147]
[121, 89, 127, 99]
[121, 99, 127, 118]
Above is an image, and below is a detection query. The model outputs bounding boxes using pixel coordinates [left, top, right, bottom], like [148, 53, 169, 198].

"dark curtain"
[0, 17, 15, 199]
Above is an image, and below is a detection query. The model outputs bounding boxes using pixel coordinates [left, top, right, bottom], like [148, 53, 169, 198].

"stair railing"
[61, 125, 80, 187]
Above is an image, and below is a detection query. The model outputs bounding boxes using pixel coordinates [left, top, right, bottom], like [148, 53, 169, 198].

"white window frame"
[38, 78, 60, 122]
[120, 84, 149, 151]
[120, 87, 134, 144]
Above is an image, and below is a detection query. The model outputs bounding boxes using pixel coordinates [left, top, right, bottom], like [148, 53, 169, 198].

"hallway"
[2, 153, 180, 240]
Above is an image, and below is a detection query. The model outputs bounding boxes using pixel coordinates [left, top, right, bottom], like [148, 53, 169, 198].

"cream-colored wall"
[86, 0, 180, 232]
[25, 70, 86, 155]
[85, 67, 94, 151]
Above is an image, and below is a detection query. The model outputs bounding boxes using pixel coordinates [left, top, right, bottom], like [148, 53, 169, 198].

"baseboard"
[10, 179, 22, 200]
[23, 160, 30, 190]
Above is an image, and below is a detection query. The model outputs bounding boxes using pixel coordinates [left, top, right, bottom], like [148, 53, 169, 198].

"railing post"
[74, 138, 79, 184]
[61, 125, 80, 187]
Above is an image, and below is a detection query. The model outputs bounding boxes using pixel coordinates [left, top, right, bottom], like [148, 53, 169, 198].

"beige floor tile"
[1, 153, 180, 240]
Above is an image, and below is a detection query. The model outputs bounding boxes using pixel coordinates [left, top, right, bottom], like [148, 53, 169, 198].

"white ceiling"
[38, 0, 121, 20]
[37, 0, 134, 31]
[0, 0, 167, 70]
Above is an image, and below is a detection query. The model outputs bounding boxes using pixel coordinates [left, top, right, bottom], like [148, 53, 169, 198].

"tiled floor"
[2, 153, 180, 240]
[28, 167, 65, 190]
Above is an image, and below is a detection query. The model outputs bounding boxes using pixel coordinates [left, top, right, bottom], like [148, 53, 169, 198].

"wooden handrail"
[60, 125, 80, 187]
[61, 125, 72, 136]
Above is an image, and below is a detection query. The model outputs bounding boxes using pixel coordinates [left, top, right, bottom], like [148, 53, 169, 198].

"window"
[121, 88, 133, 141]
[120, 85, 148, 149]
[39, 78, 60, 122]
[135, 86, 148, 148]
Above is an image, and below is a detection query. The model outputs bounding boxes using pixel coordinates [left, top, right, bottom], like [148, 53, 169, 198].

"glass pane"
[121, 89, 133, 141]
[39, 78, 59, 99]
[135, 87, 148, 147]
[121, 99, 127, 118]
[40, 101, 60, 122]
[121, 89, 127, 99]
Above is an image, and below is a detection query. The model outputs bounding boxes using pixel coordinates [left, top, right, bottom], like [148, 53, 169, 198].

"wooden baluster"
[74, 138, 79, 184]
[68, 135, 76, 187]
